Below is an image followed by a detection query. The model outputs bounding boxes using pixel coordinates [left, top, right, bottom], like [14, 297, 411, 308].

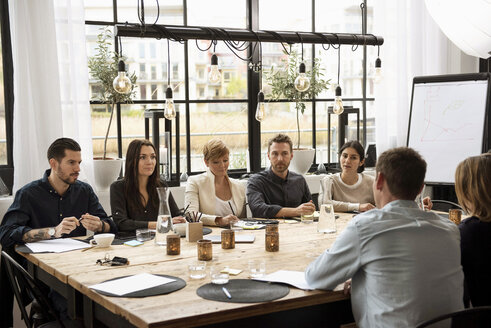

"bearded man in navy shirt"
[0, 137, 116, 326]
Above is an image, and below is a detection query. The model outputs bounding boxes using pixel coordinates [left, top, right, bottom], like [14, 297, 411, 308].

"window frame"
[86, 0, 375, 180]
[0, 0, 14, 192]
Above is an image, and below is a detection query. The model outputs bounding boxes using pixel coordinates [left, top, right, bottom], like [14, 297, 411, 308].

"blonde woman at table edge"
[319, 141, 376, 213]
[185, 139, 246, 227]
[110, 139, 186, 232]
[455, 153, 491, 307]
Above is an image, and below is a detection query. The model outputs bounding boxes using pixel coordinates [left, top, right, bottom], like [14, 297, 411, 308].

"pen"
[228, 201, 236, 216]
[222, 287, 232, 299]
[182, 204, 190, 216]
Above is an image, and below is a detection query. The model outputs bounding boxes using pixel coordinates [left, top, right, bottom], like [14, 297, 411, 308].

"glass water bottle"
[155, 187, 174, 246]
[318, 203, 337, 233]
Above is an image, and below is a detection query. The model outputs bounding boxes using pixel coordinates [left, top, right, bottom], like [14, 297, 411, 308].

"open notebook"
[206, 234, 255, 244]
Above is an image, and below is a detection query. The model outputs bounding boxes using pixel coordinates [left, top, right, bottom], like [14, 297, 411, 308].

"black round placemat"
[177, 227, 212, 238]
[93, 274, 186, 298]
[197, 279, 289, 303]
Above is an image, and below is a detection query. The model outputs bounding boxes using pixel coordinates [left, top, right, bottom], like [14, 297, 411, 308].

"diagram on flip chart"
[408, 79, 488, 183]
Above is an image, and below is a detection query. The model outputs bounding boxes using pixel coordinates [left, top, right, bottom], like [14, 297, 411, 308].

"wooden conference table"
[18, 214, 355, 328]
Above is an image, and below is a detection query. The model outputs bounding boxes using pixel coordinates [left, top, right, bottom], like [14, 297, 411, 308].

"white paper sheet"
[234, 221, 266, 230]
[25, 238, 91, 253]
[253, 270, 314, 290]
[206, 234, 255, 244]
[89, 273, 175, 296]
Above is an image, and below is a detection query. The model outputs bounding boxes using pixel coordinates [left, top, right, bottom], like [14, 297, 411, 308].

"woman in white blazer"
[185, 139, 246, 226]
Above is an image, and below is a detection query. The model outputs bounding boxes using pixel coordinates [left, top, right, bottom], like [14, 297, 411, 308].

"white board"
[407, 79, 488, 184]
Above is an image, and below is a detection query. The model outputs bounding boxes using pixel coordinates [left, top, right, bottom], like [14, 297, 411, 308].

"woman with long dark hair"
[318, 140, 375, 212]
[110, 139, 185, 231]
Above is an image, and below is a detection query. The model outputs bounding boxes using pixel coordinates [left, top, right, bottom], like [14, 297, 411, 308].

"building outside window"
[85, 0, 377, 175]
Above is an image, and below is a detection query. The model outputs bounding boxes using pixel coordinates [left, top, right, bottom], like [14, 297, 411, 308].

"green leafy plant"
[88, 27, 137, 159]
[265, 50, 330, 149]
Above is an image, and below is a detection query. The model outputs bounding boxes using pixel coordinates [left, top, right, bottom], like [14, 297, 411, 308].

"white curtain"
[372, 0, 478, 155]
[9, 0, 93, 192]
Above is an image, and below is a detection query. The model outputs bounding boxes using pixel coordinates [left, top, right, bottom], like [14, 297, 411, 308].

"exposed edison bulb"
[294, 62, 310, 92]
[113, 60, 132, 94]
[209, 54, 221, 84]
[333, 86, 344, 115]
[164, 87, 176, 120]
[374, 57, 382, 83]
[255, 91, 266, 122]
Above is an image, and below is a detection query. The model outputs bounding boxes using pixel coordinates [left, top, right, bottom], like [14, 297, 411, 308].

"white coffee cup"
[90, 233, 115, 248]
[173, 223, 186, 237]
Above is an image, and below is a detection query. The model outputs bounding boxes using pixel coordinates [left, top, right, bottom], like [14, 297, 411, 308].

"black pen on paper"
[228, 202, 236, 216]
[222, 287, 232, 299]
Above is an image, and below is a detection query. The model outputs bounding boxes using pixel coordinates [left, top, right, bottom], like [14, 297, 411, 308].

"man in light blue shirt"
[305, 147, 463, 327]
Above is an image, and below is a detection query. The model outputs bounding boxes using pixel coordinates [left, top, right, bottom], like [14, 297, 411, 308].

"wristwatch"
[48, 227, 56, 238]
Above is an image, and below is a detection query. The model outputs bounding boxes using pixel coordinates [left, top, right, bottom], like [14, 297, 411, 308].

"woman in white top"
[185, 139, 246, 226]
[319, 141, 376, 212]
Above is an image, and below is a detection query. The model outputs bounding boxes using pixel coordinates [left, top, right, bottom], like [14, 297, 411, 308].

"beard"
[57, 168, 79, 185]
[271, 161, 289, 173]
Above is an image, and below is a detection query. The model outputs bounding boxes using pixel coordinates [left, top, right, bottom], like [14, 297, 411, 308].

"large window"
[85, 0, 376, 178]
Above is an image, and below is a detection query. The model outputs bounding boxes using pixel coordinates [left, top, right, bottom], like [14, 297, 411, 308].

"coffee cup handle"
[90, 239, 98, 246]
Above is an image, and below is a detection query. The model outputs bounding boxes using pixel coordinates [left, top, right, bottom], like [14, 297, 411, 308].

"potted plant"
[88, 27, 137, 191]
[265, 50, 330, 174]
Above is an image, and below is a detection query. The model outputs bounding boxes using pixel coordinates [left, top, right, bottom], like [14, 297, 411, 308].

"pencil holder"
[186, 222, 203, 242]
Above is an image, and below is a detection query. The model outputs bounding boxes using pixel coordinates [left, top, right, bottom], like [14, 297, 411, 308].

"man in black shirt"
[0, 138, 116, 247]
[0, 137, 116, 326]
[247, 134, 315, 218]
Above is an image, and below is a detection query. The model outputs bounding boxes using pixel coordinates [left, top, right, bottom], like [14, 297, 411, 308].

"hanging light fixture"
[294, 35, 310, 92]
[164, 39, 176, 120]
[113, 38, 132, 94]
[333, 46, 344, 115]
[255, 40, 266, 122]
[164, 86, 176, 119]
[294, 62, 310, 92]
[255, 91, 265, 122]
[374, 46, 382, 83]
[209, 53, 221, 84]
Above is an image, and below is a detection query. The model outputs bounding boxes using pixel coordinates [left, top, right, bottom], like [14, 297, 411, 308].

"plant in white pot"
[88, 27, 137, 191]
[265, 50, 330, 174]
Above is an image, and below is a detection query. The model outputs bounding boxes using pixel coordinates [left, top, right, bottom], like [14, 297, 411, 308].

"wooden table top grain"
[20, 213, 355, 328]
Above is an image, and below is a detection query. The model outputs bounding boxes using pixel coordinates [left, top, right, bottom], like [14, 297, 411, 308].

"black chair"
[431, 200, 464, 213]
[1, 250, 65, 328]
[416, 306, 491, 328]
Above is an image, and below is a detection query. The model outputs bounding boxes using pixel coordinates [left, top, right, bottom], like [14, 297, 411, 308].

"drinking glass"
[136, 228, 152, 242]
[301, 212, 314, 224]
[188, 261, 207, 279]
[248, 259, 266, 278]
[210, 266, 229, 284]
